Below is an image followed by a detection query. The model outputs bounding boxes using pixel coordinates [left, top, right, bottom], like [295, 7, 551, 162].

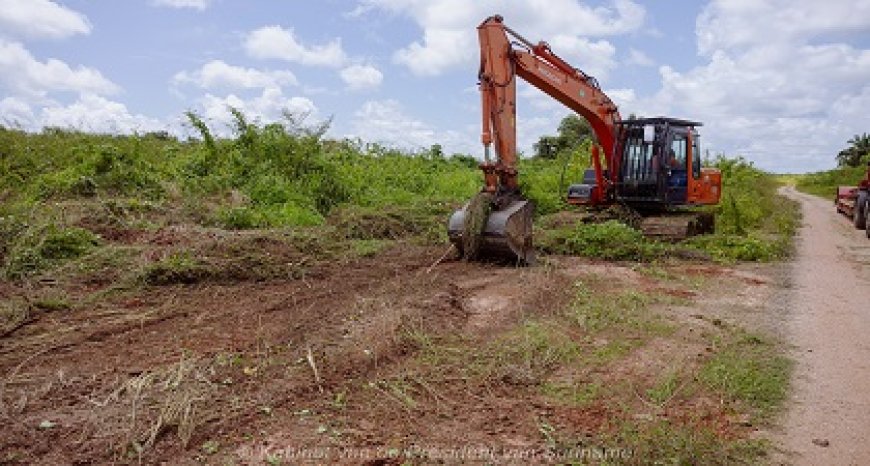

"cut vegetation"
[0, 115, 797, 464]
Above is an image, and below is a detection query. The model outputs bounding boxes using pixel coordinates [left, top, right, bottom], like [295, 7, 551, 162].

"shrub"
[4, 225, 100, 279]
[538, 220, 665, 260]
[685, 234, 783, 262]
[141, 251, 204, 285]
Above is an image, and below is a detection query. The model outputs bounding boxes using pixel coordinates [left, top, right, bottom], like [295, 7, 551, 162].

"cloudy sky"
[1, 0, 868, 172]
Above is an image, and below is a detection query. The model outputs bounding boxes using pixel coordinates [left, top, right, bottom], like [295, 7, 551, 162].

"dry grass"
[0, 298, 31, 338]
[83, 354, 220, 460]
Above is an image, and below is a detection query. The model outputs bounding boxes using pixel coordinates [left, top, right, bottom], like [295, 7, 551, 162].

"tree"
[533, 114, 593, 159]
[836, 133, 870, 167]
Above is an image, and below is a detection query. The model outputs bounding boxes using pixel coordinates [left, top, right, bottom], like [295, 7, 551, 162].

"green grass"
[541, 381, 601, 407]
[141, 251, 205, 285]
[0, 116, 800, 276]
[3, 225, 100, 279]
[794, 165, 867, 199]
[700, 333, 792, 419]
[568, 285, 676, 335]
[606, 420, 768, 466]
[692, 156, 800, 261]
[538, 220, 667, 261]
[348, 239, 390, 257]
[32, 297, 72, 312]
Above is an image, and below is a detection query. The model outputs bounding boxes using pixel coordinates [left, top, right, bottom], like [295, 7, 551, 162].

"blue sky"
[1, 0, 869, 172]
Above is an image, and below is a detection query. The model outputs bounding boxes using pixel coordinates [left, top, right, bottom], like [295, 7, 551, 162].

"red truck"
[836, 162, 870, 237]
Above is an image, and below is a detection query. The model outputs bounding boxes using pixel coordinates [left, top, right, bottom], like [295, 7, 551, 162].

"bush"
[796, 164, 868, 199]
[538, 220, 665, 261]
[141, 251, 204, 285]
[4, 225, 100, 279]
[685, 156, 799, 261]
[685, 234, 783, 262]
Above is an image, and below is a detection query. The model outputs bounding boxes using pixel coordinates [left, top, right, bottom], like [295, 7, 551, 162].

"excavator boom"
[473, 15, 621, 201]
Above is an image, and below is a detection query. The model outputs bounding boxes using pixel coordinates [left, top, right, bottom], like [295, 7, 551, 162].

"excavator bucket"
[447, 194, 535, 265]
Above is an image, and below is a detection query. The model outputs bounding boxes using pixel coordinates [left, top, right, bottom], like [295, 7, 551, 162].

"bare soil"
[0, 222, 790, 465]
[774, 187, 870, 465]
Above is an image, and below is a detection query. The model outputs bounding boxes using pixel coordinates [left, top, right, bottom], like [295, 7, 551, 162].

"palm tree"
[837, 133, 870, 167]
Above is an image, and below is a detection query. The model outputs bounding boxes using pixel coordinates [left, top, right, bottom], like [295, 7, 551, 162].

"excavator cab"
[568, 118, 721, 210]
[620, 118, 702, 207]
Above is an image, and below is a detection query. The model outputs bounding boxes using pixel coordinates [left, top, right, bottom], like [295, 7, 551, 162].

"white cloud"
[172, 60, 297, 90]
[198, 87, 317, 133]
[39, 94, 164, 133]
[245, 26, 346, 67]
[0, 95, 165, 134]
[0, 96, 35, 126]
[350, 99, 468, 150]
[605, 88, 636, 109]
[0, 0, 91, 39]
[0, 39, 119, 98]
[340, 64, 383, 90]
[625, 48, 653, 67]
[152, 0, 212, 10]
[635, 0, 870, 172]
[547, 35, 617, 79]
[356, 0, 644, 76]
[696, 0, 870, 56]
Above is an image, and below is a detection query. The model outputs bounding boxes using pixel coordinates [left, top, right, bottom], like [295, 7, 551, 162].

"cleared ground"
[1, 216, 790, 465]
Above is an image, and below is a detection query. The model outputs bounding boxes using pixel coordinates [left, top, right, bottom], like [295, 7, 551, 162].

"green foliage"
[539, 220, 665, 261]
[518, 143, 590, 215]
[685, 234, 785, 262]
[700, 333, 791, 418]
[141, 251, 204, 285]
[796, 164, 868, 198]
[692, 156, 799, 261]
[327, 203, 451, 242]
[533, 114, 592, 159]
[0, 114, 482, 234]
[0, 112, 798, 266]
[836, 133, 870, 168]
[4, 225, 100, 279]
[612, 420, 768, 465]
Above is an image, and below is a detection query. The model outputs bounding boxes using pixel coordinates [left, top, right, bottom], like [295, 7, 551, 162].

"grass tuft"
[699, 333, 791, 419]
[4, 225, 100, 279]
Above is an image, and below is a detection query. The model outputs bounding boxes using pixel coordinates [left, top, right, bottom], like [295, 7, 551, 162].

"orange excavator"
[448, 15, 722, 263]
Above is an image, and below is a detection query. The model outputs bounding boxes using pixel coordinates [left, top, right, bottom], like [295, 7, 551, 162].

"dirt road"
[778, 186, 870, 465]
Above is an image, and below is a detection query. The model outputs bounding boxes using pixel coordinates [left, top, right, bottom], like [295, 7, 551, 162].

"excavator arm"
[477, 15, 622, 203]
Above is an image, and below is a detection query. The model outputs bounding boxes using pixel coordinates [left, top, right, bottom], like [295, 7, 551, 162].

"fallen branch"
[306, 347, 323, 393]
[0, 313, 37, 339]
[426, 244, 455, 274]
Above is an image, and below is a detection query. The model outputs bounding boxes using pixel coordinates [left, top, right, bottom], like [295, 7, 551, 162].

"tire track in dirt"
[777, 186, 870, 465]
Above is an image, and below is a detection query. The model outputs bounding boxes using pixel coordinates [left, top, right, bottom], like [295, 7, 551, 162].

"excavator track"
[639, 211, 715, 241]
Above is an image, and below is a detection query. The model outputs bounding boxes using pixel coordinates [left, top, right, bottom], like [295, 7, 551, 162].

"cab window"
[692, 133, 701, 178]
[669, 135, 687, 169]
